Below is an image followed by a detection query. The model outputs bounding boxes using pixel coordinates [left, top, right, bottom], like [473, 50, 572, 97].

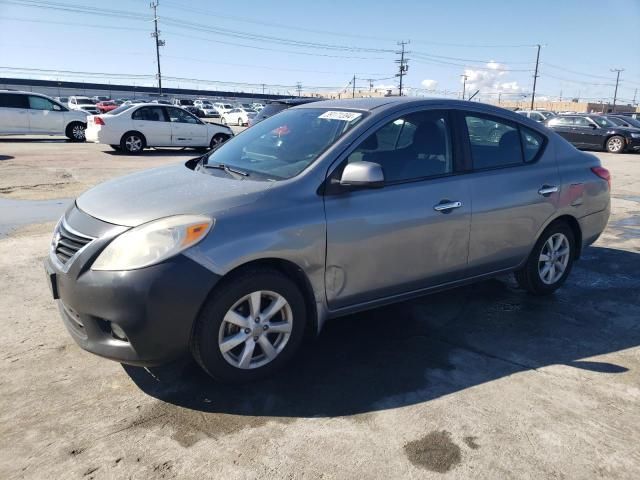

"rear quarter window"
[0, 93, 28, 108]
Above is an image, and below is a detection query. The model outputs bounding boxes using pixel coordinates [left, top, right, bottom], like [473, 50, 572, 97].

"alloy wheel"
[218, 290, 293, 369]
[125, 135, 142, 152]
[72, 124, 85, 140]
[607, 137, 623, 153]
[538, 233, 570, 285]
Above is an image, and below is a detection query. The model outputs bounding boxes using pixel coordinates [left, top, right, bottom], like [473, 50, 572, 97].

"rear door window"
[132, 106, 167, 121]
[0, 93, 29, 108]
[520, 127, 545, 162]
[464, 114, 523, 169]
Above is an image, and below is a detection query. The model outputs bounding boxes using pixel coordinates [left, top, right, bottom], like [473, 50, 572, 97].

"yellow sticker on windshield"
[318, 111, 362, 121]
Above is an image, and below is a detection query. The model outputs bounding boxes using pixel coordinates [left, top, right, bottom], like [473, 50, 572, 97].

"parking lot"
[0, 139, 639, 479]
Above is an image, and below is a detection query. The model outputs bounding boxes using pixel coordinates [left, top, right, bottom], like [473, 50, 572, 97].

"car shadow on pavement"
[124, 246, 639, 418]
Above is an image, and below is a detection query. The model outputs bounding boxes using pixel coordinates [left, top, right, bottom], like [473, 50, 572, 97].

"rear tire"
[120, 132, 145, 154]
[605, 135, 625, 154]
[515, 221, 575, 295]
[66, 122, 86, 142]
[191, 268, 307, 383]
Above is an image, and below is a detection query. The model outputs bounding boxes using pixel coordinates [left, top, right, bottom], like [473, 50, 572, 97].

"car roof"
[294, 97, 534, 118]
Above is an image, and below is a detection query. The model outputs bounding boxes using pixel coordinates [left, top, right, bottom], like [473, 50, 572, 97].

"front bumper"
[45, 205, 220, 366]
[627, 137, 640, 151]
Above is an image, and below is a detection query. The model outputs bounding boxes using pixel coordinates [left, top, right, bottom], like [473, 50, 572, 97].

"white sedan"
[221, 108, 258, 126]
[85, 103, 234, 154]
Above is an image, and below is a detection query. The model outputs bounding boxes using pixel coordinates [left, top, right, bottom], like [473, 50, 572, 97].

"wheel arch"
[201, 257, 319, 341]
[535, 214, 583, 260]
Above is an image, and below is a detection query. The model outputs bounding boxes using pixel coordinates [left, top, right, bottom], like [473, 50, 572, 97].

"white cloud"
[421, 79, 438, 90]
[463, 61, 523, 95]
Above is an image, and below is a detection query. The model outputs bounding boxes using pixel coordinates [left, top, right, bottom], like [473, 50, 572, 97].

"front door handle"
[433, 200, 463, 213]
[538, 185, 559, 196]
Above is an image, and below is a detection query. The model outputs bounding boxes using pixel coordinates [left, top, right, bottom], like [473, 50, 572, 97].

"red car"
[96, 100, 120, 113]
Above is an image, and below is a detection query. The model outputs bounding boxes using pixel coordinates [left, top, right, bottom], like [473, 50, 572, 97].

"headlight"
[91, 215, 213, 271]
[631, 133, 640, 139]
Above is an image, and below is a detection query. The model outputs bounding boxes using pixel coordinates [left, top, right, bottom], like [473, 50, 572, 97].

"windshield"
[204, 108, 365, 179]
[106, 104, 135, 115]
[592, 117, 616, 128]
[76, 98, 95, 105]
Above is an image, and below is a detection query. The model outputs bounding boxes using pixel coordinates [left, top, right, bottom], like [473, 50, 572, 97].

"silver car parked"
[45, 98, 611, 382]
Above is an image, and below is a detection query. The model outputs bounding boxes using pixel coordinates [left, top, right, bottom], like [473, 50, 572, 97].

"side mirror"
[53, 104, 62, 111]
[340, 161, 384, 189]
[590, 123, 598, 129]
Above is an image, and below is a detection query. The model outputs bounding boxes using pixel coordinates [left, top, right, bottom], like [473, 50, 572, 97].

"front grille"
[54, 221, 93, 265]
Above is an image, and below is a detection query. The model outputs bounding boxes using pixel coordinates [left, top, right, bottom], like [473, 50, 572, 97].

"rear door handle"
[538, 185, 559, 196]
[433, 200, 463, 213]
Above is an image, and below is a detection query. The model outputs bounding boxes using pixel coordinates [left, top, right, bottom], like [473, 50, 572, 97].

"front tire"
[120, 132, 145, 154]
[605, 135, 625, 154]
[66, 122, 86, 142]
[515, 221, 575, 295]
[191, 268, 307, 383]
[209, 133, 229, 149]
[237, 117, 243, 126]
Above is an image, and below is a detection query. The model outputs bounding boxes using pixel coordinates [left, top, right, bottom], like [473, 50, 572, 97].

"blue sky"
[0, 0, 639, 103]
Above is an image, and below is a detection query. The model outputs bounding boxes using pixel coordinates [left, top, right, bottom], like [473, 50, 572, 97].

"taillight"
[94, 116, 105, 126]
[591, 166, 611, 189]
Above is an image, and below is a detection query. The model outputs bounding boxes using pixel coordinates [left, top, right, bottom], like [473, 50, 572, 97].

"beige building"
[495, 100, 639, 114]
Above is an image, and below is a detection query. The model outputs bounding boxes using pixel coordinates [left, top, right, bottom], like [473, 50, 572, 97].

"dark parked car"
[46, 97, 611, 382]
[248, 97, 321, 126]
[184, 106, 206, 118]
[546, 114, 640, 153]
[606, 115, 640, 130]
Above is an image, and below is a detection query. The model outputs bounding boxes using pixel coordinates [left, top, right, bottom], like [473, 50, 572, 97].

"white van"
[0, 90, 88, 141]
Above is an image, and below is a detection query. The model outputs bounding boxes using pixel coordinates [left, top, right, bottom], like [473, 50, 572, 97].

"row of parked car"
[0, 90, 320, 153]
[515, 109, 640, 154]
[52, 95, 265, 126]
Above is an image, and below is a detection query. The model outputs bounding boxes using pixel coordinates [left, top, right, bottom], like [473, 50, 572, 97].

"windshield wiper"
[201, 163, 249, 179]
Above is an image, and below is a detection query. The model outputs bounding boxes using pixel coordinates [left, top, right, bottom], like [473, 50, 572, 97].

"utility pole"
[460, 74, 468, 100]
[395, 41, 410, 96]
[150, 1, 165, 97]
[610, 68, 624, 112]
[530, 44, 541, 110]
[261, 83, 265, 95]
[633, 88, 637, 105]
[352, 74, 356, 98]
[296, 82, 302, 97]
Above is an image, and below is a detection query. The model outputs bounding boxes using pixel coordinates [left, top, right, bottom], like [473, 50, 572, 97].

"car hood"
[76, 163, 275, 227]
